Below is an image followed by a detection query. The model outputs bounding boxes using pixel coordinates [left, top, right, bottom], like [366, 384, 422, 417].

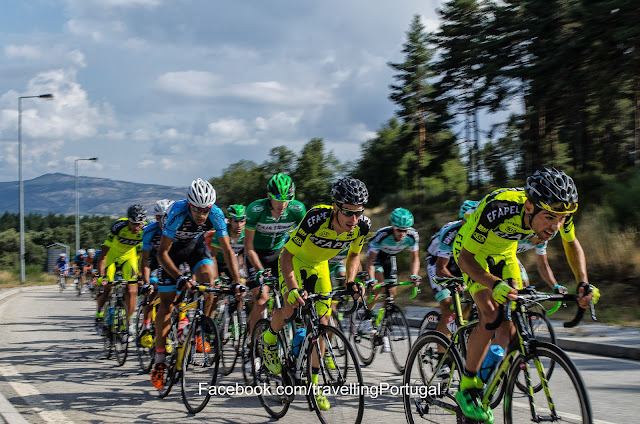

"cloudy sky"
[0, 0, 449, 187]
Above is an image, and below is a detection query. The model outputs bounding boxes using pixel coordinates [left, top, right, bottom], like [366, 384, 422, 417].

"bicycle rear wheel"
[349, 306, 376, 366]
[418, 310, 440, 335]
[403, 332, 463, 424]
[504, 342, 591, 424]
[181, 316, 221, 414]
[388, 306, 411, 373]
[252, 318, 291, 419]
[308, 325, 364, 424]
[219, 301, 241, 375]
[157, 311, 180, 398]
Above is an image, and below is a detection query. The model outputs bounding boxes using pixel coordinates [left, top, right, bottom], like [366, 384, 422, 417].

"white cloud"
[4, 45, 43, 60]
[156, 71, 221, 97]
[207, 118, 249, 141]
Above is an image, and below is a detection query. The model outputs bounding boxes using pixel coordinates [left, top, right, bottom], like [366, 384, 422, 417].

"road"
[0, 286, 638, 423]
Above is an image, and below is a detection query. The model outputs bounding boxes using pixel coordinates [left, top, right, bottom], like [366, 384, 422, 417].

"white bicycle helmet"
[87, 248, 96, 255]
[59, 253, 67, 258]
[187, 178, 216, 208]
[152, 199, 175, 216]
[77, 249, 86, 255]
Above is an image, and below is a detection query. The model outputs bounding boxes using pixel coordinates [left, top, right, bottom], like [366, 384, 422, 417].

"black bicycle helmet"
[331, 177, 369, 205]
[525, 167, 578, 213]
[127, 204, 147, 223]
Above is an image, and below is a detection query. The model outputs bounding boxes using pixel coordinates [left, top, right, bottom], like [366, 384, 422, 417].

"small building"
[46, 243, 70, 273]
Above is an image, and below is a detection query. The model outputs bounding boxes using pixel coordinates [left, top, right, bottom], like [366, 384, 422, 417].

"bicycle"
[403, 284, 596, 424]
[349, 278, 419, 373]
[99, 271, 129, 366]
[213, 276, 249, 376]
[57, 269, 67, 292]
[134, 284, 158, 373]
[155, 283, 222, 415]
[252, 288, 365, 423]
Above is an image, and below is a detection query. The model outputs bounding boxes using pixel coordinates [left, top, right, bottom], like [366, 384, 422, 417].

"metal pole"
[75, 160, 80, 252]
[18, 98, 24, 283]
[18, 94, 53, 283]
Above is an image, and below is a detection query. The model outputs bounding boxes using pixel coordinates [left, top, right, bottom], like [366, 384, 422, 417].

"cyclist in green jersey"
[209, 204, 247, 278]
[244, 173, 306, 334]
[452, 168, 600, 423]
[261, 177, 370, 411]
[95, 204, 147, 333]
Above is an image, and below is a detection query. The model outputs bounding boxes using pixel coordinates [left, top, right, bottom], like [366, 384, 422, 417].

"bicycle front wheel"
[349, 307, 376, 366]
[157, 312, 180, 398]
[181, 317, 221, 414]
[504, 342, 592, 424]
[135, 300, 154, 373]
[219, 302, 241, 375]
[308, 325, 364, 424]
[113, 305, 129, 366]
[387, 306, 411, 373]
[418, 310, 440, 335]
[403, 332, 463, 424]
[515, 311, 556, 393]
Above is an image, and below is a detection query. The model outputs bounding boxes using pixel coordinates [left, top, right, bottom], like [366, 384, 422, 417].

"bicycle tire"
[101, 303, 113, 360]
[157, 310, 180, 398]
[349, 306, 376, 366]
[387, 306, 411, 374]
[403, 331, 463, 424]
[135, 300, 155, 373]
[113, 304, 129, 366]
[418, 310, 440, 335]
[308, 325, 364, 424]
[504, 342, 592, 424]
[515, 311, 557, 393]
[181, 316, 221, 414]
[252, 318, 291, 419]
[219, 300, 241, 375]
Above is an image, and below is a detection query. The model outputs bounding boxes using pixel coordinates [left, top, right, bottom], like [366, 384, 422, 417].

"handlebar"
[366, 280, 420, 302]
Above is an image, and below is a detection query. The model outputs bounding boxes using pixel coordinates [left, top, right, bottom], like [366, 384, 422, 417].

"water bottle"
[292, 328, 306, 356]
[479, 345, 505, 383]
[177, 317, 189, 343]
[106, 306, 115, 326]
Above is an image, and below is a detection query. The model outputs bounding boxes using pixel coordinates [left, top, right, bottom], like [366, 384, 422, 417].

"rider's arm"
[243, 229, 264, 271]
[97, 245, 108, 278]
[157, 235, 180, 280]
[345, 250, 362, 285]
[535, 253, 560, 290]
[435, 256, 456, 278]
[217, 234, 241, 283]
[280, 247, 299, 292]
[141, 249, 151, 285]
[409, 249, 420, 278]
[365, 250, 377, 282]
[457, 247, 502, 289]
[562, 237, 588, 284]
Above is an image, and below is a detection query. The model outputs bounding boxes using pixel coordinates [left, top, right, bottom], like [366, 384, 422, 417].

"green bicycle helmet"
[390, 208, 414, 228]
[267, 173, 295, 201]
[227, 204, 246, 220]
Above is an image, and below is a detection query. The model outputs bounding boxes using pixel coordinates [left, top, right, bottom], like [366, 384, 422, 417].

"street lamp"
[75, 157, 98, 252]
[19, 93, 54, 283]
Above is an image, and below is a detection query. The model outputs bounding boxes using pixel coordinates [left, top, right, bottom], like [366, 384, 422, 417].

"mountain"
[0, 173, 186, 216]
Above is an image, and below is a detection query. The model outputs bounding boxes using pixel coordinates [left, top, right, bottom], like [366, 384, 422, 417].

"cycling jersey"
[245, 198, 306, 250]
[328, 247, 349, 273]
[454, 188, 576, 294]
[104, 218, 145, 258]
[210, 227, 245, 264]
[163, 200, 227, 243]
[516, 236, 552, 255]
[368, 226, 419, 257]
[142, 221, 162, 257]
[425, 220, 463, 294]
[55, 258, 69, 272]
[281, 205, 371, 316]
[73, 253, 86, 267]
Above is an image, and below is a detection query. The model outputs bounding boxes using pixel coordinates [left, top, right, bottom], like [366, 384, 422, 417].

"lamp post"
[75, 158, 98, 252]
[19, 93, 54, 283]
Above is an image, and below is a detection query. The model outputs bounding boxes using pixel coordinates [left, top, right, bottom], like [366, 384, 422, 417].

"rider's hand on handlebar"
[577, 282, 599, 308]
[492, 279, 518, 304]
[286, 287, 306, 307]
[410, 275, 422, 286]
[348, 281, 363, 300]
[553, 284, 568, 294]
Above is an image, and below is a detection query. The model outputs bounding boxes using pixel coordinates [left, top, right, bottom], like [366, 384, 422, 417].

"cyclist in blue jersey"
[365, 208, 421, 322]
[73, 249, 87, 285]
[55, 253, 69, 276]
[151, 179, 242, 390]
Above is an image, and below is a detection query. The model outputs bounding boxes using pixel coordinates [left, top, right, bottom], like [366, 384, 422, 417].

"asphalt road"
[0, 286, 638, 424]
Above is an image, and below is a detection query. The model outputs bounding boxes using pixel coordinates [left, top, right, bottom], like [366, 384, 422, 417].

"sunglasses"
[231, 218, 246, 222]
[269, 193, 293, 201]
[338, 206, 365, 218]
[189, 204, 212, 214]
[394, 227, 409, 233]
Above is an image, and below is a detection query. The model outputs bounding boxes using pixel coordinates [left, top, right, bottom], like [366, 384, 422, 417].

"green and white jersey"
[211, 228, 245, 264]
[245, 198, 306, 250]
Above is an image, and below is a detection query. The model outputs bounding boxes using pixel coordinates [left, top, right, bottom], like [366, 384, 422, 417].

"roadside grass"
[0, 269, 57, 289]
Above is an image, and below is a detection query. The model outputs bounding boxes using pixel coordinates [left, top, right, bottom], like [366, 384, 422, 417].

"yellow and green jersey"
[104, 217, 145, 258]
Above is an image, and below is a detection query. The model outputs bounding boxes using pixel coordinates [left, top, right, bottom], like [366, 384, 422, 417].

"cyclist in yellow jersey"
[261, 177, 370, 411]
[452, 168, 600, 423]
[95, 204, 147, 334]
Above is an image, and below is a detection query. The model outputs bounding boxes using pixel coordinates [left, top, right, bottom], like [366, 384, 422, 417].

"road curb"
[406, 316, 640, 361]
[0, 286, 32, 424]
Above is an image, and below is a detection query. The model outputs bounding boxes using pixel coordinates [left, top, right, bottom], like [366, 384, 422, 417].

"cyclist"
[55, 253, 69, 277]
[244, 173, 306, 336]
[365, 208, 421, 344]
[516, 235, 570, 293]
[425, 200, 478, 340]
[138, 199, 174, 346]
[261, 176, 370, 411]
[452, 168, 600, 423]
[151, 178, 242, 390]
[95, 205, 147, 336]
[73, 249, 87, 286]
[81, 248, 97, 294]
[209, 204, 247, 278]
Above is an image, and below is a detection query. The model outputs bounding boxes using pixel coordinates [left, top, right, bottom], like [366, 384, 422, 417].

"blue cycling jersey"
[163, 199, 228, 244]
[142, 221, 162, 256]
